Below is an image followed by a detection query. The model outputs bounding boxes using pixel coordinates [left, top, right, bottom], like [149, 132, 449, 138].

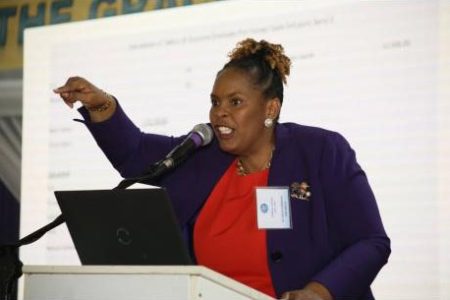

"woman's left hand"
[280, 289, 323, 300]
[280, 282, 333, 300]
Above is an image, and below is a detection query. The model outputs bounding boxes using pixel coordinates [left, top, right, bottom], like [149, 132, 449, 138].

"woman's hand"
[53, 76, 116, 122]
[280, 289, 323, 300]
[280, 282, 333, 300]
[53, 76, 107, 109]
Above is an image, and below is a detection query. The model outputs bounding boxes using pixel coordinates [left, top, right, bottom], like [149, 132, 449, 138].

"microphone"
[116, 124, 213, 189]
[158, 123, 214, 171]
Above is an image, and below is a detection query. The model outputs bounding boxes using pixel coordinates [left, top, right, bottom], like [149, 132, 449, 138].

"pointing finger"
[53, 86, 80, 94]
[54, 76, 89, 94]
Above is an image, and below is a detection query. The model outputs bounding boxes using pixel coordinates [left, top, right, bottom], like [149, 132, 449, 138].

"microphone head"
[192, 123, 214, 146]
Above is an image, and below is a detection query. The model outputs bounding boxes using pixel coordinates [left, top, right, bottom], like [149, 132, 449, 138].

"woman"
[54, 39, 390, 300]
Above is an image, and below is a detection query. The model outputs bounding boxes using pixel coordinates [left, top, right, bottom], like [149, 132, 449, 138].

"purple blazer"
[78, 104, 390, 299]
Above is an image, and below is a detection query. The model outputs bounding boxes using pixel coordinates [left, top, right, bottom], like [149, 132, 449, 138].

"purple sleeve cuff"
[76, 101, 179, 178]
[76, 101, 142, 174]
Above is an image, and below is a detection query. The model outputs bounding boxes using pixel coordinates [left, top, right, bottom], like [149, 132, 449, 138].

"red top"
[194, 160, 276, 297]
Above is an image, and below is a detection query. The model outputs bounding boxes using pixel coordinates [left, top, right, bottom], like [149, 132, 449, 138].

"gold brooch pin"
[290, 181, 312, 201]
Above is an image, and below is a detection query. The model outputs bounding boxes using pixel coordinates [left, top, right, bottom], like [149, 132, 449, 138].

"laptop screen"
[55, 188, 192, 265]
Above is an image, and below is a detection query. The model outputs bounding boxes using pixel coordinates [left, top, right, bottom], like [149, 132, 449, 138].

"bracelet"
[87, 91, 114, 112]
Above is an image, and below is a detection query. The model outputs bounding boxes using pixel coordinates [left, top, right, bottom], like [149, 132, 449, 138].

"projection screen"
[22, 0, 450, 299]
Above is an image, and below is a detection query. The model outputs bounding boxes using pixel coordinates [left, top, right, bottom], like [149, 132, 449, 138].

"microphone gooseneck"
[115, 123, 213, 189]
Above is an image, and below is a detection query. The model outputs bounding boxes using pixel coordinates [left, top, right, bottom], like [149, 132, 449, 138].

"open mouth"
[215, 125, 234, 138]
[218, 126, 232, 134]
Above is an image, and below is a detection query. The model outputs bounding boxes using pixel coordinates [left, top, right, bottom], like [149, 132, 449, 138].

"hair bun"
[228, 38, 291, 84]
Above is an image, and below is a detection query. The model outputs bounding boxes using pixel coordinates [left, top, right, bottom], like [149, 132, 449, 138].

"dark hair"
[219, 38, 291, 104]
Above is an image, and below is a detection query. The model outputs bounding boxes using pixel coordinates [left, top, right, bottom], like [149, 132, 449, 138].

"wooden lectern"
[22, 265, 276, 300]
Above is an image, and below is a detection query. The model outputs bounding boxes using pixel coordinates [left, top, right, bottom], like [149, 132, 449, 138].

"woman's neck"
[237, 139, 275, 175]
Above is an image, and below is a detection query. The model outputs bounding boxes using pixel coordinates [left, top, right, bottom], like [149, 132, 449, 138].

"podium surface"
[22, 265, 275, 300]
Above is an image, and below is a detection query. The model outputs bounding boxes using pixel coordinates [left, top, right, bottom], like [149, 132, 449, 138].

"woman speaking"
[54, 38, 390, 300]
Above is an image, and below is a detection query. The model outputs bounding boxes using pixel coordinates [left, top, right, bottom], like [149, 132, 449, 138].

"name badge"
[256, 187, 292, 230]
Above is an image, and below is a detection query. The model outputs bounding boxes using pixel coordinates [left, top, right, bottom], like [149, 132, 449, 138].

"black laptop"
[55, 188, 192, 265]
